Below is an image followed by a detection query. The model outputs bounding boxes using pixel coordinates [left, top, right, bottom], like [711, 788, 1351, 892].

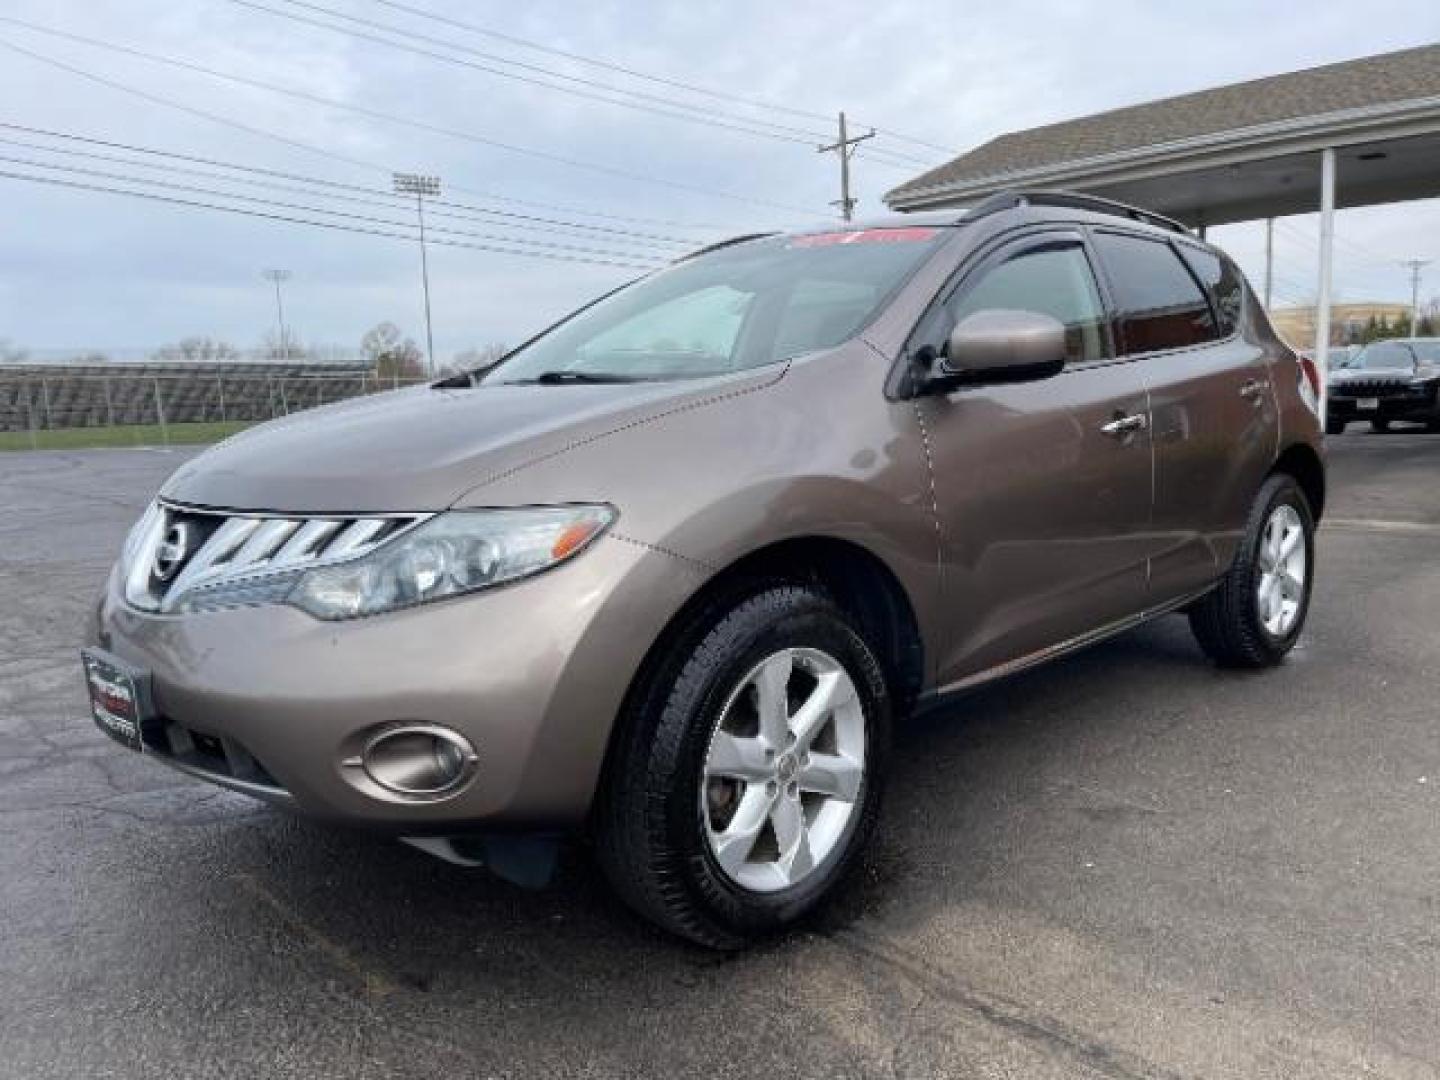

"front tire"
[596, 585, 890, 949]
[1189, 474, 1315, 668]
[1371, 418, 1391, 433]
[1325, 417, 1346, 435]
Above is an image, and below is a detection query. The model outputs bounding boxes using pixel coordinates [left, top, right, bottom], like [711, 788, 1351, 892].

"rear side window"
[1093, 232, 1217, 353]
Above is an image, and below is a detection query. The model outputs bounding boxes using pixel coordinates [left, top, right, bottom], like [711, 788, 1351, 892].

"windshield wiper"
[516, 371, 647, 385]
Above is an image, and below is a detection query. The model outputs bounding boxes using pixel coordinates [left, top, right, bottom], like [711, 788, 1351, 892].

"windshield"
[1355, 341, 1417, 371]
[484, 227, 948, 384]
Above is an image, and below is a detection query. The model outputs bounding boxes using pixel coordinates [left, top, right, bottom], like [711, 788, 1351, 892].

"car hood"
[161, 369, 785, 512]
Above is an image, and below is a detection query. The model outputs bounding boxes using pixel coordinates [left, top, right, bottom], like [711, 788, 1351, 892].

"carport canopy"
[885, 43, 1440, 408]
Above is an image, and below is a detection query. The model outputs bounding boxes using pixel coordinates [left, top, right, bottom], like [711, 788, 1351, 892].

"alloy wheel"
[700, 648, 866, 893]
[1256, 504, 1307, 637]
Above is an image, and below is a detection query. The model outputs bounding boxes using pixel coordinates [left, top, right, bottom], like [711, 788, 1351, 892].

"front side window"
[1093, 232, 1218, 354]
[485, 228, 948, 384]
[944, 244, 1108, 364]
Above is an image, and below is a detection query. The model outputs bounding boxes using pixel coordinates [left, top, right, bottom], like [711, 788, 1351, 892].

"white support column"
[1316, 147, 1336, 424]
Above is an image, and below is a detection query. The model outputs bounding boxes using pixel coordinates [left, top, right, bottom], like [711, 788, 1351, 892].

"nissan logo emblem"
[152, 522, 193, 582]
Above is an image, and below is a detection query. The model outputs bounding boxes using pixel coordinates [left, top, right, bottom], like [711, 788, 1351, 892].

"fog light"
[357, 724, 478, 799]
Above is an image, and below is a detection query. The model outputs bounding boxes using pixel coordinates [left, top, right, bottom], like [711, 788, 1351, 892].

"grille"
[1331, 377, 1419, 398]
[122, 501, 427, 613]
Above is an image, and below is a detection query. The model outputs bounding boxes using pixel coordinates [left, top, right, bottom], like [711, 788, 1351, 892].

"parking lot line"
[231, 871, 398, 1000]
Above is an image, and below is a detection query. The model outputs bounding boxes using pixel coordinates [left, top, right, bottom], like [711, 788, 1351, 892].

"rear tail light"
[1297, 354, 1321, 411]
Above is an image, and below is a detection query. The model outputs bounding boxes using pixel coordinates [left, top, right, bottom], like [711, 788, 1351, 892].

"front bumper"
[89, 534, 705, 831]
[1328, 385, 1440, 423]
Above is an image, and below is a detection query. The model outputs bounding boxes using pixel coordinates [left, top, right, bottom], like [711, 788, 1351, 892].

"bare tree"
[153, 337, 243, 364]
[261, 331, 309, 363]
[360, 321, 425, 380]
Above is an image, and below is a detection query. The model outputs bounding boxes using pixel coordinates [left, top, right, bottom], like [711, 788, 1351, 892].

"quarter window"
[1093, 232, 1217, 353]
[1177, 246, 1243, 336]
[945, 244, 1107, 364]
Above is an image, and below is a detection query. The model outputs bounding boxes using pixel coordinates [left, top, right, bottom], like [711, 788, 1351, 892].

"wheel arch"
[592, 535, 926, 826]
[647, 536, 924, 713]
[1271, 441, 1326, 521]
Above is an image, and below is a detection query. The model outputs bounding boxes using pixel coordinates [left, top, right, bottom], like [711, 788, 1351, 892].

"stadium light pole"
[261, 268, 291, 360]
[394, 172, 441, 376]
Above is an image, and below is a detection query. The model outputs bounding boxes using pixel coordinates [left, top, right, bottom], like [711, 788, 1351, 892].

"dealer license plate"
[81, 648, 152, 752]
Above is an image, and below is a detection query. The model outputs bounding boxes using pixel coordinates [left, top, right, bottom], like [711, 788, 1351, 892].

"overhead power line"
[367, 0, 959, 157]
[0, 16, 830, 217]
[0, 37, 734, 232]
[1272, 217, 1402, 271]
[0, 122, 697, 248]
[0, 167, 659, 270]
[0, 152, 669, 264]
[232, 0, 805, 147]
[224, 0, 936, 171]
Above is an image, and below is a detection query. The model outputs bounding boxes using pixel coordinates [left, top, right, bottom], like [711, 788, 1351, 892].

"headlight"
[286, 505, 615, 620]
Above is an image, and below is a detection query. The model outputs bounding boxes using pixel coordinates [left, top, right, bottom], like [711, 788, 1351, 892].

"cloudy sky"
[1, 0, 1438, 362]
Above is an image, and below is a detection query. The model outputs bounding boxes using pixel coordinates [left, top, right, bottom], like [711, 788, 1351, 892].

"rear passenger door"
[1090, 230, 1276, 603]
[912, 231, 1156, 687]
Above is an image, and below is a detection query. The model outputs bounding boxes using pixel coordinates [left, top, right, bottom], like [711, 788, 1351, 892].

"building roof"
[886, 43, 1440, 216]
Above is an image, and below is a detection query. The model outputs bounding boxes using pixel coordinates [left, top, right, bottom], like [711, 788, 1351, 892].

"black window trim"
[1087, 225, 1237, 360]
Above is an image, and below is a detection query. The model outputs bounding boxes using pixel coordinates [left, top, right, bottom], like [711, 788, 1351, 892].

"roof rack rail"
[967, 190, 1191, 235]
[672, 232, 778, 263]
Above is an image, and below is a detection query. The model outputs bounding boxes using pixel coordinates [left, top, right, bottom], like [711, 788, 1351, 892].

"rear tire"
[1189, 474, 1315, 668]
[1371, 418, 1391, 433]
[596, 584, 890, 949]
[1325, 417, 1346, 435]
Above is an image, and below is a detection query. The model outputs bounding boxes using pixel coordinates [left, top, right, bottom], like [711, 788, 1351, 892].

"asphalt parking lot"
[2, 433, 1438, 1079]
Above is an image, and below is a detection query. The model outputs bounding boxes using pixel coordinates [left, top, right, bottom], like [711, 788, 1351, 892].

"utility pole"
[261, 268, 291, 360]
[1402, 259, 1431, 332]
[817, 112, 875, 222]
[1263, 218, 1274, 309]
[394, 172, 441, 376]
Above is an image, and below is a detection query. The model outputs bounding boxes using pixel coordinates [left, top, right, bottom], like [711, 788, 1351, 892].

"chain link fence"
[0, 367, 430, 448]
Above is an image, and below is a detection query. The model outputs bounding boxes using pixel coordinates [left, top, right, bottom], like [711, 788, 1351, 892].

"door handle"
[1239, 378, 1270, 401]
[1100, 413, 1148, 438]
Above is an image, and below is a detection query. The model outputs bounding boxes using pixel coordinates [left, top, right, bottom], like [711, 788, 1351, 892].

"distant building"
[1268, 302, 1411, 348]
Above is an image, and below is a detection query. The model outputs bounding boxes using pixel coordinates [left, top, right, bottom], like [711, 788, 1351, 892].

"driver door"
[912, 230, 1156, 688]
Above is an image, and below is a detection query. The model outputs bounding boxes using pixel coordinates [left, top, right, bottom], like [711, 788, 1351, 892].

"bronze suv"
[86, 192, 1324, 947]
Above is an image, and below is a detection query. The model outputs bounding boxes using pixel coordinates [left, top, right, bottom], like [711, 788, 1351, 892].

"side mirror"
[922, 309, 1068, 393]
